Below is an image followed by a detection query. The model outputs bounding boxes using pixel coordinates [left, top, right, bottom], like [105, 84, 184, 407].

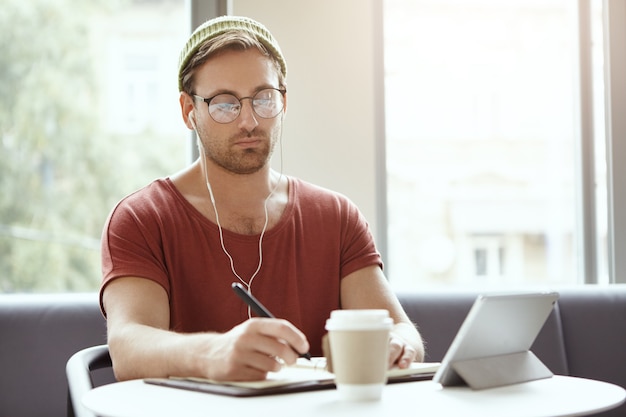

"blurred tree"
[1, 0, 185, 292]
[0, 0, 108, 291]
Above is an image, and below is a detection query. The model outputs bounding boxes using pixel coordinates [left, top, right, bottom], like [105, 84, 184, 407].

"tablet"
[432, 291, 559, 389]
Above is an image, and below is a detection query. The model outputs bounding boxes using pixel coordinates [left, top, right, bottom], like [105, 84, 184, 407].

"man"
[101, 15, 424, 382]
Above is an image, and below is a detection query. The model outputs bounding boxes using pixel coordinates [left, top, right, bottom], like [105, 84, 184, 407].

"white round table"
[83, 375, 626, 417]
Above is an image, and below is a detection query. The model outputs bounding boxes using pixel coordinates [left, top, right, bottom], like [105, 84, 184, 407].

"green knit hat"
[178, 15, 287, 92]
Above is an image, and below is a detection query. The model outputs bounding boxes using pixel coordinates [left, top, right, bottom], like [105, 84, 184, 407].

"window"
[3, 0, 621, 293]
[0, 0, 187, 292]
[384, 0, 607, 290]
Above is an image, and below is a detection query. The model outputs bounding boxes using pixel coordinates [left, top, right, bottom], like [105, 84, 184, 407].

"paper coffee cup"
[325, 309, 393, 401]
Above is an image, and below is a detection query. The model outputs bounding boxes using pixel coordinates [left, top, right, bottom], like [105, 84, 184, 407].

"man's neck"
[171, 159, 287, 235]
[203, 163, 278, 205]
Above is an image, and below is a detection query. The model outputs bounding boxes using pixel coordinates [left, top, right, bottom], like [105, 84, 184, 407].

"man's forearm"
[107, 323, 215, 381]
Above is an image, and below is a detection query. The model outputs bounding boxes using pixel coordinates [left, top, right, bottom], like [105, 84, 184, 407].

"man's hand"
[388, 331, 420, 369]
[200, 318, 310, 381]
[387, 322, 425, 369]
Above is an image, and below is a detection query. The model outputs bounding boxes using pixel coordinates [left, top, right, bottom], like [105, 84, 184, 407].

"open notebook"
[145, 357, 440, 397]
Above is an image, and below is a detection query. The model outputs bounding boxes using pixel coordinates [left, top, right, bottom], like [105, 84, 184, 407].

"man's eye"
[214, 103, 239, 112]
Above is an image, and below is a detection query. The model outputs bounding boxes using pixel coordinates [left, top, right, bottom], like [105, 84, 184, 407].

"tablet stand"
[451, 350, 553, 390]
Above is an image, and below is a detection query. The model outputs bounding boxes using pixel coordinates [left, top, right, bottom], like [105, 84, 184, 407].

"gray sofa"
[1, 286, 625, 417]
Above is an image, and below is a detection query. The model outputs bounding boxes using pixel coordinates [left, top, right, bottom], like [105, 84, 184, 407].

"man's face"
[191, 48, 285, 175]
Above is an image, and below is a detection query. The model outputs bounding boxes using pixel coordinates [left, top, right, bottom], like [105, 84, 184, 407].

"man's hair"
[179, 31, 286, 95]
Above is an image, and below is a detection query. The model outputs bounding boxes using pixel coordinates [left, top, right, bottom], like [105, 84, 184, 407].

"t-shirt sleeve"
[337, 196, 383, 278]
[100, 188, 171, 315]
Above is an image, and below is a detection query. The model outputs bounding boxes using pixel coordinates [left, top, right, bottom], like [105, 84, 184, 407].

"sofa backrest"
[557, 287, 626, 389]
[1, 286, 625, 417]
[0, 293, 107, 417]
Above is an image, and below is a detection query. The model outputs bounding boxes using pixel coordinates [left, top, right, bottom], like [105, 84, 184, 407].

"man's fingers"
[388, 334, 417, 369]
[251, 318, 310, 360]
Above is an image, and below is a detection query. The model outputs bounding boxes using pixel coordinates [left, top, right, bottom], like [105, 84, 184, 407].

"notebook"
[432, 291, 559, 389]
[145, 357, 440, 397]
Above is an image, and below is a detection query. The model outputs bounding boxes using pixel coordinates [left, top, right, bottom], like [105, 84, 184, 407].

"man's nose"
[237, 98, 259, 131]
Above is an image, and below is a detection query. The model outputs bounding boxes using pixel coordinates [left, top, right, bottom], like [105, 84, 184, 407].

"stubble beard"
[199, 126, 280, 175]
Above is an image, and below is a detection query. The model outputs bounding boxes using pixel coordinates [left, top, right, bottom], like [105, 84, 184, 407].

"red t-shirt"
[100, 176, 382, 355]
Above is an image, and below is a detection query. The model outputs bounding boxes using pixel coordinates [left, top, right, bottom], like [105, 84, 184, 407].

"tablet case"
[432, 291, 559, 390]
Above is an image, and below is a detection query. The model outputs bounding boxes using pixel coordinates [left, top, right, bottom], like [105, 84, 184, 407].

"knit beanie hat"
[178, 15, 287, 91]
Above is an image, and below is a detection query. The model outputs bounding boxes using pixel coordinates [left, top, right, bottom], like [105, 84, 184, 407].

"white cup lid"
[325, 309, 393, 331]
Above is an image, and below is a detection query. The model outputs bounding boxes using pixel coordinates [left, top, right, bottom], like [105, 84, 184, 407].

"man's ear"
[180, 92, 195, 130]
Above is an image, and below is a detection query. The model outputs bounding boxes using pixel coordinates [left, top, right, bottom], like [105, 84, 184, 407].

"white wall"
[232, 0, 384, 241]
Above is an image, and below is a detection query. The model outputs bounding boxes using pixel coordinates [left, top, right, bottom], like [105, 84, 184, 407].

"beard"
[197, 123, 281, 175]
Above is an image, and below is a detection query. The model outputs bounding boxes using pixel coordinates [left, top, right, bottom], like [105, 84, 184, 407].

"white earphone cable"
[192, 110, 285, 317]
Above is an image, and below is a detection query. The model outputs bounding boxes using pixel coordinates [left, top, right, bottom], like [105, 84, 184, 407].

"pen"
[231, 282, 312, 360]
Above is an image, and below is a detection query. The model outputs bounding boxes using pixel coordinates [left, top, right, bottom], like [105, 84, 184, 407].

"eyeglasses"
[193, 88, 286, 124]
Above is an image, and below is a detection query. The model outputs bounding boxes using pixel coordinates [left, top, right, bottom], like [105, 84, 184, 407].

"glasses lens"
[252, 89, 284, 119]
[208, 94, 241, 123]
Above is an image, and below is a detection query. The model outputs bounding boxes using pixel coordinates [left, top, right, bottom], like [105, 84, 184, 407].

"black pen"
[231, 282, 312, 360]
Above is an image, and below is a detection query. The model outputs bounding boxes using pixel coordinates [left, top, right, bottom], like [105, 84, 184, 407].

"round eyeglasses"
[193, 88, 286, 124]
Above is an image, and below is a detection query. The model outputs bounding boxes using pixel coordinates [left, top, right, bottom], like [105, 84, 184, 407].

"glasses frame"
[193, 87, 287, 124]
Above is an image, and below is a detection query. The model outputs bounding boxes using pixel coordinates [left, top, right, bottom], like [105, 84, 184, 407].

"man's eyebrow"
[203, 85, 280, 98]
[196, 88, 235, 98]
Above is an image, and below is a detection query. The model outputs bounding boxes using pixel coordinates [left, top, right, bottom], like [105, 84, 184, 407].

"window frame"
[603, 0, 626, 284]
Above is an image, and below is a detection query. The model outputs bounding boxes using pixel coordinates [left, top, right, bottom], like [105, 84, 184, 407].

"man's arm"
[103, 277, 309, 381]
[340, 265, 425, 368]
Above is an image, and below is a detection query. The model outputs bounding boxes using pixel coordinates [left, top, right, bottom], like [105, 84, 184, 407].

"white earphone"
[189, 110, 197, 130]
